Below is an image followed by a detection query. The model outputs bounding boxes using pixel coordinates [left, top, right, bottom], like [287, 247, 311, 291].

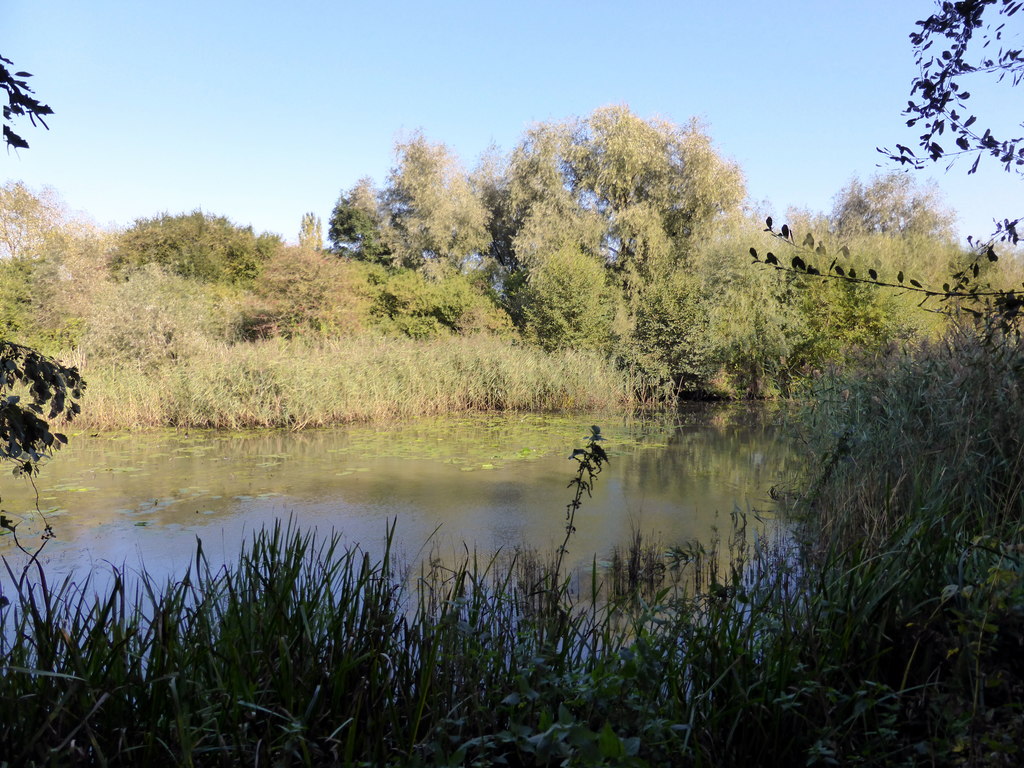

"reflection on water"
[0, 406, 799, 580]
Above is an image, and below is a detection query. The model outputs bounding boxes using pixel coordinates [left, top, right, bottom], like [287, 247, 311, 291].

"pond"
[0, 406, 799, 581]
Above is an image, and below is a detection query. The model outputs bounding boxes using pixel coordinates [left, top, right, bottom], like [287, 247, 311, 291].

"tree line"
[5, 104, 1019, 403]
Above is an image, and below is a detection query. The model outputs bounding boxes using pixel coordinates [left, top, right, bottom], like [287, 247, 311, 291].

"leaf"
[765, 216, 773, 230]
[840, 245, 850, 258]
[802, 233, 815, 247]
[781, 224, 790, 240]
[834, 265, 845, 277]
[910, 279, 923, 288]
[897, 271, 904, 283]
[848, 268, 857, 279]
[987, 246, 998, 262]
[749, 247, 759, 260]
[791, 256, 806, 271]
[765, 252, 778, 265]
[869, 269, 878, 280]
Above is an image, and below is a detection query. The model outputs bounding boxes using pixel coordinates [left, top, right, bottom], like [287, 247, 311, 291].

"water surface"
[0, 407, 797, 579]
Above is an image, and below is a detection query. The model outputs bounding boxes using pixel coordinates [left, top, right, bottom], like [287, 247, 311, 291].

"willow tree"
[566, 106, 745, 286]
[381, 133, 490, 271]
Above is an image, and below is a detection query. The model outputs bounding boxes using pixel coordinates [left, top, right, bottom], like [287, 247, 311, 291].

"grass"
[71, 334, 643, 430]
[5, 325, 1024, 765]
[4, 499, 1019, 765]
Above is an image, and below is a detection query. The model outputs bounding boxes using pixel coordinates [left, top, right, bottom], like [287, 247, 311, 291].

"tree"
[566, 106, 745, 283]
[2, 53, 52, 151]
[111, 211, 282, 283]
[829, 172, 955, 241]
[328, 178, 391, 264]
[0, 181, 67, 260]
[380, 133, 490, 270]
[298, 212, 323, 253]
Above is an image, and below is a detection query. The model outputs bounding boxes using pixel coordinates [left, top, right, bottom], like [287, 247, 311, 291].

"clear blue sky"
[5, 0, 1021, 244]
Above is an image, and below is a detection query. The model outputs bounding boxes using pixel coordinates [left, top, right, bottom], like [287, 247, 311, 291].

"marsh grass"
[73, 335, 642, 430]
[5, 491, 1016, 767]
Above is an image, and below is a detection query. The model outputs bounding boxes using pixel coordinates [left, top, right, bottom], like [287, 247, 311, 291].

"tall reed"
[73, 334, 642, 430]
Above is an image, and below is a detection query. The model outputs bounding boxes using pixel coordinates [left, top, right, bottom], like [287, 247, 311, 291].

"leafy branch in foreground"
[750, 216, 1024, 334]
[881, 0, 1023, 176]
[1, 340, 84, 475]
[1, 53, 53, 151]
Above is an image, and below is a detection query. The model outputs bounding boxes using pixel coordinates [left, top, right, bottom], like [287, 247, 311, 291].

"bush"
[110, 210, 282, 284]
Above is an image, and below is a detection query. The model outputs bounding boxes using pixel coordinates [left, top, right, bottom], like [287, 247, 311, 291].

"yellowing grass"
[76, 334, 641, 429]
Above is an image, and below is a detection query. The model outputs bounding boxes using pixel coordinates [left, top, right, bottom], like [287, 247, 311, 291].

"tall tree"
[0, 181, 65, 261]
[381, 133, 490, 270]
[298, 212, 323, 252]
[829, 172, 955, 240]
[566, 106, 745, 282]
[328, 177, 391, 264]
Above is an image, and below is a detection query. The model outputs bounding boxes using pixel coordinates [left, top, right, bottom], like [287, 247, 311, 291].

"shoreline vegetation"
[71, 335, 643, 431]
[3, 326, 1024, 765]
[8, 106, 1020, 436]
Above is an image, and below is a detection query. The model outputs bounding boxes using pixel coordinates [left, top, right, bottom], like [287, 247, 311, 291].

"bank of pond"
[1, 397, 1022, 765]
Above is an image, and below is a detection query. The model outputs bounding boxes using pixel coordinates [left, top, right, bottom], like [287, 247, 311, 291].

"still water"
[0, 407, 798, 579]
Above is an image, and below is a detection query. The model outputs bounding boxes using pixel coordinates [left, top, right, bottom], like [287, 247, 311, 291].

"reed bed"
[4, 489, 1018, 767]
[73, 334, 641, 430]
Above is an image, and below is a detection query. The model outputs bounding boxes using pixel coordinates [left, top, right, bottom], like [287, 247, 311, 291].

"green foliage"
[830, 172, 955, 241]
[368, 265, 512, 339]
[257, 245, 370, 337]
[0, 340, 82, 473]
[110, 210, 282, 283]
[617, 270, 718, 399]
[0, 256, 38, 340]
[328, 177, 391, 263]
[566, 106, 745, 278]
[81, 264, 240, 366]
[297, 211, 322, 252]
[511, 244, 616, 352]
[381, 133, 490, 269]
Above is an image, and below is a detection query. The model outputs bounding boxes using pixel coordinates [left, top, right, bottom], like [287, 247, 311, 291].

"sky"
[5, 0, 1021, 245]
